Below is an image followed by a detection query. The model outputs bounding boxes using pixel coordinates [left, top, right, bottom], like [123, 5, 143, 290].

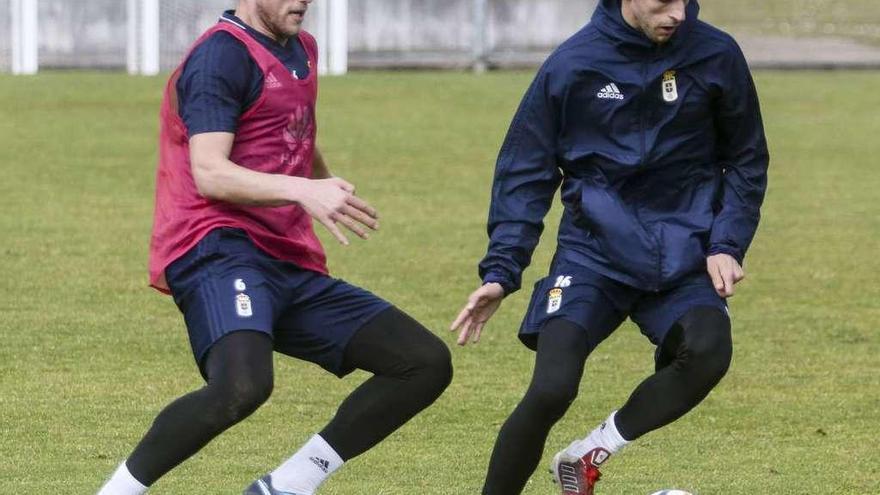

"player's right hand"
[706, 253, 745, 298]
[450, 283, 505, 346]
[296, 177, 379, 245]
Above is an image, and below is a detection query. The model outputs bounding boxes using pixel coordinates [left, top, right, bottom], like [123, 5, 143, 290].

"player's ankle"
[270, 434, 343, 494]
[565, 411, 630, 459]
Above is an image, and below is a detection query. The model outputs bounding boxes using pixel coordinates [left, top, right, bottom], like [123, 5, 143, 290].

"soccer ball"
[649, 491, 693, 495]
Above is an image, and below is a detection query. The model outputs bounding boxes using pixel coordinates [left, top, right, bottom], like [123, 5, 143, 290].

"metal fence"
[0, 0, 10, 72]
[38, 0, 126, 69]
[347, 0, 594, 69]
[3, 0, 880, 73]
[156, 0, 230, 71]
[703, 0, 880, 44]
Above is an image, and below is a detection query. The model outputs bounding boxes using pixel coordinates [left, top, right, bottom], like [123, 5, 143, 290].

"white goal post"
[10, 0, 38, 74]
[326, 0, 349, 76]
[126, 0, 160, 75]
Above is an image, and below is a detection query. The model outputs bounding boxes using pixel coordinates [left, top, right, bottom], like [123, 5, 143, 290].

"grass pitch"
[0, 70, 878, 494]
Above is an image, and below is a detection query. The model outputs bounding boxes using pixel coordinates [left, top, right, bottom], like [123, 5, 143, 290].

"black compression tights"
[319, 308, 453, 460]
[482, 306, 732, 495]
[126, 307, 452, 486]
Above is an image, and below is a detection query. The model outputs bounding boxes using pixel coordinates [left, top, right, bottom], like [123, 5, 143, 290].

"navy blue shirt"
[177, 11, 311, 136]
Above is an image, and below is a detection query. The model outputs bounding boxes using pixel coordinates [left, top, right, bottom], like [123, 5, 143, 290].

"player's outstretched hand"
[450, 282, 505, 346]
[297, 177, 379, 245]
[707, 253, 745, 298]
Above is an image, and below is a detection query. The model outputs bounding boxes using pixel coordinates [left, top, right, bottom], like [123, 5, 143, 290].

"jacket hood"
[592, 0, 700, 51]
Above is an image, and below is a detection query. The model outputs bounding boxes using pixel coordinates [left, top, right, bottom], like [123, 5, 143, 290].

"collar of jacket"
[592, 0, 700, 55]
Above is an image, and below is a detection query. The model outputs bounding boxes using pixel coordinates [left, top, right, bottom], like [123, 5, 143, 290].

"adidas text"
[597, 83, 624, 100]
[309, 456, 330, 473]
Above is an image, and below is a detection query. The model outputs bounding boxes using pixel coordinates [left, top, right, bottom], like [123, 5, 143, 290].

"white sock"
[96, 461, 148, 495]
[565, 411, 630, 460]
[270, 434, 344, 495]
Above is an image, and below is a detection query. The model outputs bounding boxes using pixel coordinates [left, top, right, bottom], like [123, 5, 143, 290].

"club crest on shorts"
[547, 288, 563, 314]
[235, 293, 253, 318]
[662, 70, 678, 103]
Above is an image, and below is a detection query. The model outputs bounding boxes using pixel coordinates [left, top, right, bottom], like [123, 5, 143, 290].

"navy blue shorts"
[165, 228, 392, 377]
[520, 259, 728, 353]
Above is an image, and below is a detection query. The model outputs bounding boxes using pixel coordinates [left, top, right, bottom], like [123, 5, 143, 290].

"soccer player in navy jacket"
[451, 0, 769, 493]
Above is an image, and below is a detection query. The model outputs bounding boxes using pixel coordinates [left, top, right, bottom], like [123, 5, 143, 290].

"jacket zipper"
[640, 49, 663, 291]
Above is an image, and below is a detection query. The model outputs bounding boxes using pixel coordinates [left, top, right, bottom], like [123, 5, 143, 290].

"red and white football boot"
[550, 447, 610, 495]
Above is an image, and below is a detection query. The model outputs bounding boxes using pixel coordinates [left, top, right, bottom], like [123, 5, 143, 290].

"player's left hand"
[707, 253, 745, 298]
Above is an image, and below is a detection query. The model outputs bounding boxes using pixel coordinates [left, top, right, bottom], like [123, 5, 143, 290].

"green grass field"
[1, 70, 878, 494]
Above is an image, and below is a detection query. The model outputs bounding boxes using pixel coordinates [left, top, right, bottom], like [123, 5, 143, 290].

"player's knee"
[679, 306, 732, 383]
[698, 340, 732, 385]
[218, 372, 274, 423]
[525, 377, 579, 421]
[410, 336, 453, 397]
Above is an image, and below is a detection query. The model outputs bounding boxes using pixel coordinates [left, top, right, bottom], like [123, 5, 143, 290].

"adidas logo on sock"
[597, 83, 624, 100]
[309, 456, 330, 473]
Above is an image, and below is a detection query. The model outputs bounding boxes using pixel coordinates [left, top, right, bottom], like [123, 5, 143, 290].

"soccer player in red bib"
[97, 1, 452, 494]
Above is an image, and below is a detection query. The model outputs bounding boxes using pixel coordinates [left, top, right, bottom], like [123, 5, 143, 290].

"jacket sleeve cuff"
[481, 272, 518, 297]
[708, 244, 744, 264]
